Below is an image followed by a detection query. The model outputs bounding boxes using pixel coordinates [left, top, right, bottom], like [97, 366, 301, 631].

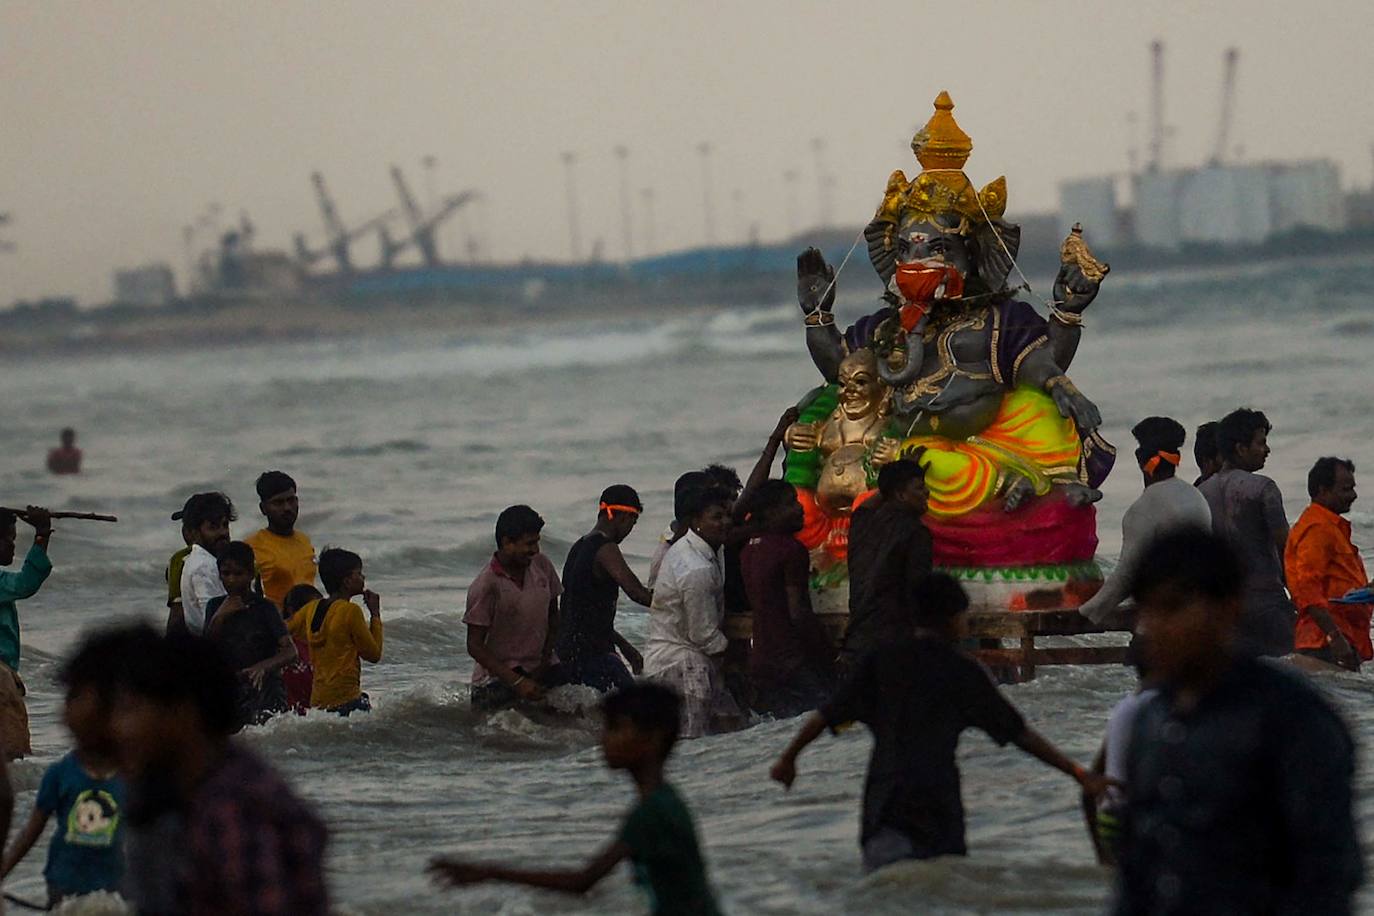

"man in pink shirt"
[464, 505, 565, 710]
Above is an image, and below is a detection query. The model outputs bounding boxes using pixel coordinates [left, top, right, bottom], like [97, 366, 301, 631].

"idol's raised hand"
[1053, 263, 1102, 315]
[797, 247, 836, 318]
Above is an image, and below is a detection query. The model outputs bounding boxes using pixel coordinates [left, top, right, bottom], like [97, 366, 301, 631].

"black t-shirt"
[1114, 657, 1362, 915]
[820, 636, 1025, 853]
[722, 541, 750, 617]
[844, 500, 932, 658]
[205, 595, 289, 718]
[557, 533, 621, 661]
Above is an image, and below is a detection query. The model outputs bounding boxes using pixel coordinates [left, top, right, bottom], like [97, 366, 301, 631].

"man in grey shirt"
[1081, 417, 1211, 627]
[1197, 408, 1294, 656]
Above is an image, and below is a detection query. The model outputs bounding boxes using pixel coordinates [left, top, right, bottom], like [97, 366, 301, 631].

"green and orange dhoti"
[901, 387, 1081, 519]
[791, 386, 1102, 571]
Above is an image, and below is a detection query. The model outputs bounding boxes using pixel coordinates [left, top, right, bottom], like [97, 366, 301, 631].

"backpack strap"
[311, 598, 337, 634]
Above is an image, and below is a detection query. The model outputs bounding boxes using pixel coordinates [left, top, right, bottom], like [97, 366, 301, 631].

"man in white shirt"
[647, 471, 712, 589]
[644, 486, 739, 738]
[1080, 417, 1211, 626]
[177, 492, 236, 635]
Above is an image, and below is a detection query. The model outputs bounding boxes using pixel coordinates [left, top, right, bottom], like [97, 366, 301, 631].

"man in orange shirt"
[1285, 457, 1371, 671]
[245, 471, 317, 608]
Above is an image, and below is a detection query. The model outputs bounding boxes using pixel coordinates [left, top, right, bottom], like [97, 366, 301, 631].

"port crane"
[388, 165, 477, 269]
[1209, 48, 1240, 166]
[1147, 40, 1165, 173]
[301, 171, 395, 273]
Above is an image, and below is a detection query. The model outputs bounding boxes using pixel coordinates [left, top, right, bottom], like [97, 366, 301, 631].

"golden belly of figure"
[816, 443, 870, 514]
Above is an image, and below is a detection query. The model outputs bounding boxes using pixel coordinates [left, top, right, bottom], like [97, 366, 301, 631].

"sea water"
[4, 254, 1374, 914]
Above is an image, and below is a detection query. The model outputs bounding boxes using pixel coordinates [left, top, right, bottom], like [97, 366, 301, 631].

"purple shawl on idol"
[842, 298, 1115, 488]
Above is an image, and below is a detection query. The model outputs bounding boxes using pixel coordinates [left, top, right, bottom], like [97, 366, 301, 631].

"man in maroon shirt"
[741, 480, 835, 717]
[107, 625, 328, 915]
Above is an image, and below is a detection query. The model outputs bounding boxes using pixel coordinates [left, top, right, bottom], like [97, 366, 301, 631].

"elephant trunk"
[876, 344, 925, 387]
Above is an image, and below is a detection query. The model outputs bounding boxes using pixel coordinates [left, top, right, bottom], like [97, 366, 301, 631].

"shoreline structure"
[5, 245, 1371, 360]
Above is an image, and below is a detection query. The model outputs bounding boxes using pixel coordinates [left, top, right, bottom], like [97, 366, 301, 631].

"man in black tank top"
[557, 486, 655, 691]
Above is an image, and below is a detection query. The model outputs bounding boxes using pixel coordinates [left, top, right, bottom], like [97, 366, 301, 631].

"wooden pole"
[0, 508, 118, 523]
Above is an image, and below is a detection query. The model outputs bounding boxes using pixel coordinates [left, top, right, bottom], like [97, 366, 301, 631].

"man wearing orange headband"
[556, 485, 653, 692]
[1080, 417, 1211, 626]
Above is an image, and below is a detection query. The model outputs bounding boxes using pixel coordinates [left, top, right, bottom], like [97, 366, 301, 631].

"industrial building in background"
[112, 264, 177, 306]
[1058, 43, 1352, 252]
[11, 40, 1374, 317]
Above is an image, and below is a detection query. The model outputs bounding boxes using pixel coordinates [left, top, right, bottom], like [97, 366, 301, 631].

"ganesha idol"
[782, 91, 1116, 611]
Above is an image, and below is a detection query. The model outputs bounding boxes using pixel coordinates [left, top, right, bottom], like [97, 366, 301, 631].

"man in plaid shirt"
[106, 624, 328, 915]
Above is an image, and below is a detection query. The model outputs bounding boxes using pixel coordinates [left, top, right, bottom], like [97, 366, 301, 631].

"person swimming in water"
[46, 429, 81, 476]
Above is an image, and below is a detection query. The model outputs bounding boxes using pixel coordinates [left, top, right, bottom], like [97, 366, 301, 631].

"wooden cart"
[723, 607, 1131, 683]
[967, 608, 1130, 682]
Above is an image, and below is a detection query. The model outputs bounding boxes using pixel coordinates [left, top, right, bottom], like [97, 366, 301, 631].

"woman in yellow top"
[245, 471, 318, 608]
[287, 547, 382, 716]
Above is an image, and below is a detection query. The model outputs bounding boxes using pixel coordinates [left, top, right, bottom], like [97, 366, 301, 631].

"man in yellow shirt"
[287, 548, 383, 715]
[165, 505, 194, 635]
[245, 471, 317, 609]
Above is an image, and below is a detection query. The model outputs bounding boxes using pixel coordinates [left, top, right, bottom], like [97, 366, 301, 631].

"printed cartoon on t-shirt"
[66, 789, 120, 847]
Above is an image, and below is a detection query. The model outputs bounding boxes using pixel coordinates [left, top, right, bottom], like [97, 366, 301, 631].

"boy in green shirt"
[428, 683, 722, 915]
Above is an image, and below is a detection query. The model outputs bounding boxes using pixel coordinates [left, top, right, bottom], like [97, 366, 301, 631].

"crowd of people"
[0, 403, 1367, 912]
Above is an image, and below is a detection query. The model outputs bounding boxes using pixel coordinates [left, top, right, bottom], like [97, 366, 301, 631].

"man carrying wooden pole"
[0, 506, 53, 759]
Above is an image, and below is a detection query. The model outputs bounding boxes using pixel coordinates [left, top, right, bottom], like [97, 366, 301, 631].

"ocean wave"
[7, 757, 48, 792]
[365, 541, 493, 577]
[243, 682, 601, 757]
[161, 480, 227, 499]
[364, 612, 463, 648]
[277, 438, 431, 458]
[51, 559, 165, 590]
[50, 891, 129, 915]
[198, 311, 793, 391]
[1332, 319, 1374, 337]
[366, 533, 573, 580]
[335, 439, 431, 457]
[841, 857, 1109, 913]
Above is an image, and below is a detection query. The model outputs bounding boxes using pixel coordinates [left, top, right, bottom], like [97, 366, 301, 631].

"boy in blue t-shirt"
[0, 629, 127, 906]
[428, 683, 721, 915]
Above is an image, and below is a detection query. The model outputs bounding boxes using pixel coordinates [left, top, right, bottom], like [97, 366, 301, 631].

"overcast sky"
[3, 0, 1372, 303]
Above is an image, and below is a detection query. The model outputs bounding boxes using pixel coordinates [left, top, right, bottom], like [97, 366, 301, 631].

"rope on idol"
[804, 227, 868, 323]
[964, 172, 1058, 312]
